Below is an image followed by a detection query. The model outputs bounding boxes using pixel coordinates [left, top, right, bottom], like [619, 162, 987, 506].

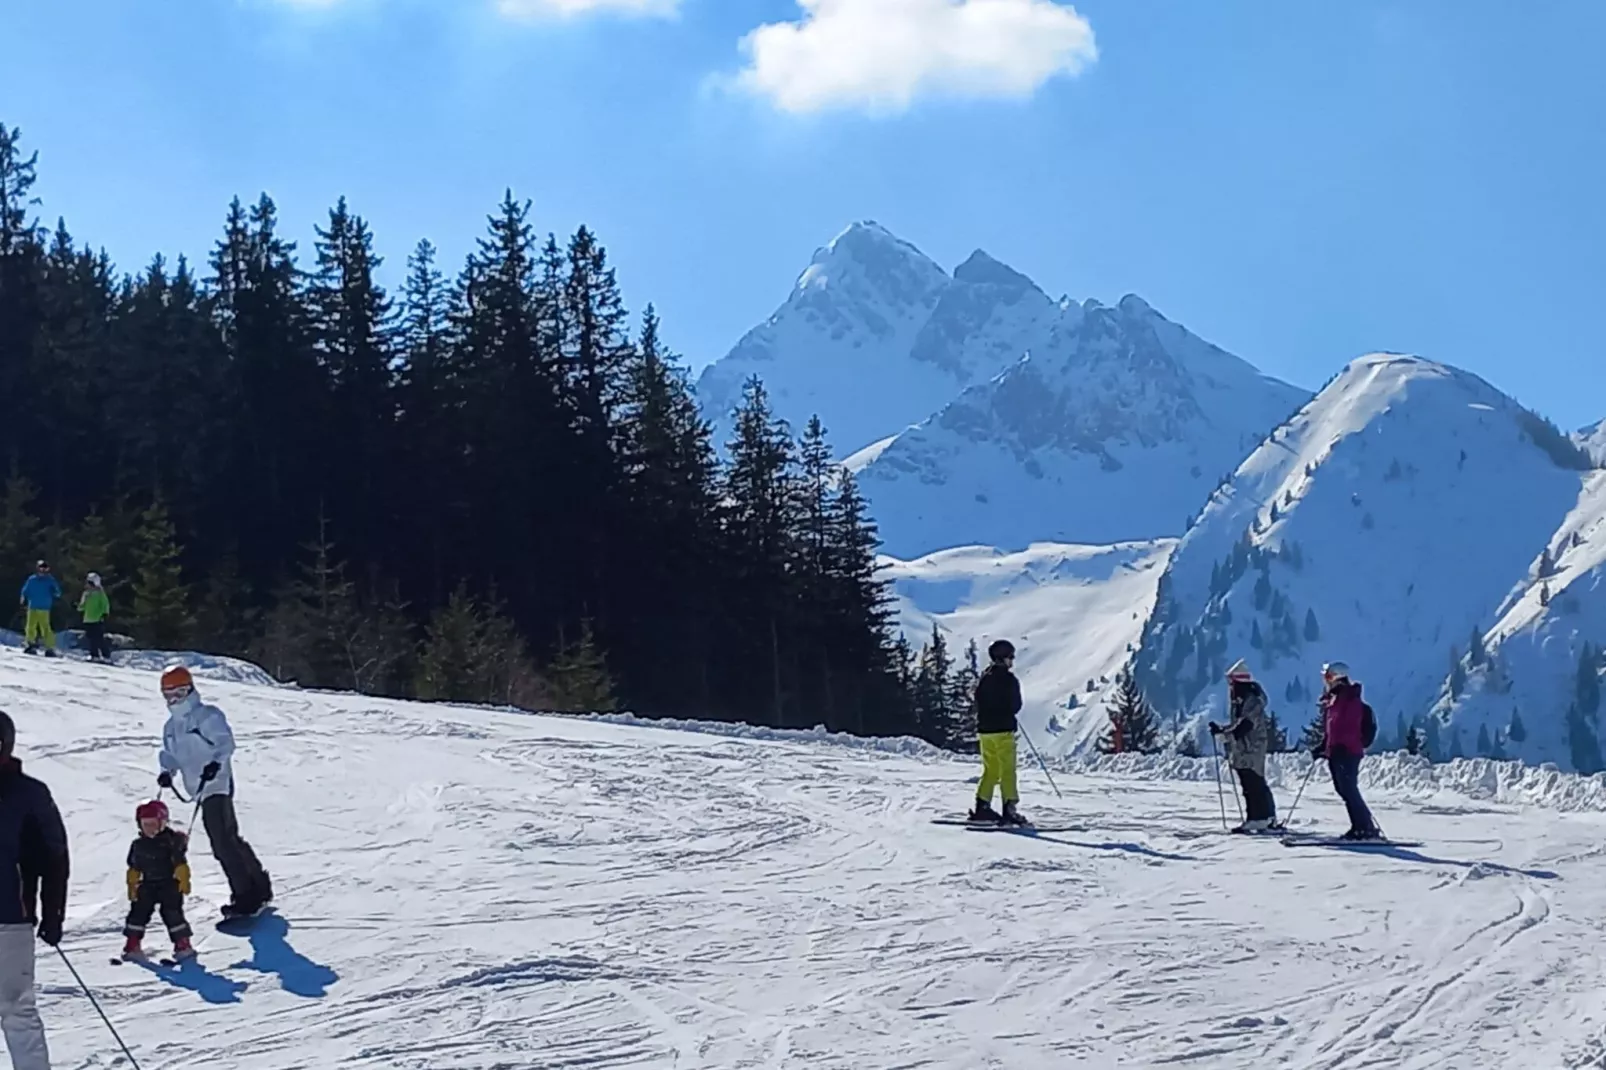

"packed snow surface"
[882, 539, 1177, 755]
[14, 651, 1606, 1068]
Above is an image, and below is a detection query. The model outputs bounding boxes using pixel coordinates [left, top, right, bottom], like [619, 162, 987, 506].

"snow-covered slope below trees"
[1576, 418, 1606, 465]
[1432, 470, 1606, 771]
[695, 223, 1059, 458]
[882, 539, 1176, 756]
[16, 646, 1606, 1070]
[1133, 353, 1594, 758]
[851, 295, 1308, 558]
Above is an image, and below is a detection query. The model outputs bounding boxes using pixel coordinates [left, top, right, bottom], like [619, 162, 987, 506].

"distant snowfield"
[15, 652, 1606, 1069]
[883, 540, 1177, 755]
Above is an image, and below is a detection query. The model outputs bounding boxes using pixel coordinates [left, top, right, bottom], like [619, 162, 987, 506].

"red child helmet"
[135, 799, 169, 826]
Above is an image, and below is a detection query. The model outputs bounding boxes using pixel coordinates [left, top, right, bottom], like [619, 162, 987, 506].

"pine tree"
[1300, 712, 1326, 755]
[1303, 607, 1319, 642]
[1253, 571, 1271, 611]
[910, 625, 955, 747]
[1405, 726, 1424, 756]
[1098, 666, 1158, 753]
[1507, 708, 1527, 744]
[1250, 619, 1263, 649]
[416, 584, 549, 708]
[0, 472, 43, 604]
[946, 639, 981, 751]
[1448, 646, 1467, 698]
[1468, 625, 1486, 667]
[190, 551, 256, 657]
[1567, 702, 1604, 775]
[1476, 723, 1493, 757]
[1264, 709, 1288, 752]
[127, 500, 194, 649]
[549, 619, 617, 712]
[1578, 644, 1602, 717]
[1540, 582, 1551, 607]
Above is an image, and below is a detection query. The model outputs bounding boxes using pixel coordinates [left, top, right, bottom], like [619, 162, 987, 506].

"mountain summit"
[695, 223, 1058, 460]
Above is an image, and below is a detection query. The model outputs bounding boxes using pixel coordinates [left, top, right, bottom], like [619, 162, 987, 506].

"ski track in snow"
[12, 652, 1606, 1068]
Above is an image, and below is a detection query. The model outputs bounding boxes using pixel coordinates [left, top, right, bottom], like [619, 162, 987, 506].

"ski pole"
[1211, 735, 1229, 831]
[1282, 755, 1321, 828]
[56, 945, 144, 1070]
[1019, 727, 1063, 800]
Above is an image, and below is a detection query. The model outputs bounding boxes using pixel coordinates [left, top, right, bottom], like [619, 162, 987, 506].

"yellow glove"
[176, 862, 191, 897]
[127, 868, 140, 902]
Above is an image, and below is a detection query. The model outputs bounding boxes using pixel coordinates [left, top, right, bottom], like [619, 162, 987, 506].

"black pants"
[1234, 767, 1277, 822]
[1328, 754, 1377, 835]
[83, 620, 110, 660]
[125, 880, 190, 941]
[202, 793, 272, 907]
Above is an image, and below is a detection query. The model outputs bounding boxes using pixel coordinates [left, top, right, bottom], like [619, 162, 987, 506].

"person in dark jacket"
[0, 709, 69, 1070]
[121, 798, 194, 963]
[971, 639, 1027, 826]
[1209, 659, 1279, 831]
[1317, 661, 1381, 841]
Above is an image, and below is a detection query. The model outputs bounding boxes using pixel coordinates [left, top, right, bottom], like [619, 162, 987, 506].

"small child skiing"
[121, 799, 195, 963]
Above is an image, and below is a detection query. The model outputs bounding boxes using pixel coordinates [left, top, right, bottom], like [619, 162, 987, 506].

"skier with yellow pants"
[18, 561, 62, 658]
[970, 639, 1028, 826]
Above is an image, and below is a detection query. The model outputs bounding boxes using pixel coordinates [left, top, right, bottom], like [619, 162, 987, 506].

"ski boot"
[171, 936, 196, 962]
[968, 799, 1001, 823]
[22, 644, 37, 656]
[1001, 801, 1030, 827]
[1234, 818, 1275, 834]
[120, 936, 147, 963]
[1341, 826, 1384, 842]
[42, 648, 58, 658]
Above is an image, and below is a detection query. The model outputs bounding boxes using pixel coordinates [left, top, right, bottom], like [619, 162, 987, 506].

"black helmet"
[987, 639, 1016, 663]
[0, 710, 14, 761]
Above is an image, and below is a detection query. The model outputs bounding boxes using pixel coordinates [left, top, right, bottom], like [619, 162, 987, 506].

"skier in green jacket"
[79, 572, 111, 663]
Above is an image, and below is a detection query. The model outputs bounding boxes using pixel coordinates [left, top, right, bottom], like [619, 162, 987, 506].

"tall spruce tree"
[1099, 667, 1158, 753]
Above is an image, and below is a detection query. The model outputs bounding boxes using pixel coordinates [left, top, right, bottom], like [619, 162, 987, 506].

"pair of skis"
[933, 814, 1421, 847]
[108, 905, 276, 968]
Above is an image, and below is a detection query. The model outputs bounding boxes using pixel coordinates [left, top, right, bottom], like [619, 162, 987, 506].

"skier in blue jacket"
[18, 562, 62, 658]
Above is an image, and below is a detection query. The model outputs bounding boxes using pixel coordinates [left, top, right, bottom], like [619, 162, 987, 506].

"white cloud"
[495, 0, 680, 18]
[734, 0, 1097, 115]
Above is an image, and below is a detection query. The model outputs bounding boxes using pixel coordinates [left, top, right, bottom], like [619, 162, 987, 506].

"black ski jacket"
[128, 828, 189, 884]
[0, 758, 70, 928]
[974, 664, 1022, 736]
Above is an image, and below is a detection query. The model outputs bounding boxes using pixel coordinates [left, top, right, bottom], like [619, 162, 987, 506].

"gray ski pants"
[0, 923, 51, 1069]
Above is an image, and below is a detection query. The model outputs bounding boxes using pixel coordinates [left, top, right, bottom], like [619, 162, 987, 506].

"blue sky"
[5, 0, 1604, 428]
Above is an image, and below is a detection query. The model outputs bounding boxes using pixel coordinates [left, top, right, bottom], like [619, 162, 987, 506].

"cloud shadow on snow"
[137, 958, 249, 1004]
[232, 914, 340, 998]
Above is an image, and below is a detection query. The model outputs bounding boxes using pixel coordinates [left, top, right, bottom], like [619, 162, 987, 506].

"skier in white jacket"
[156, 665, 272, 918]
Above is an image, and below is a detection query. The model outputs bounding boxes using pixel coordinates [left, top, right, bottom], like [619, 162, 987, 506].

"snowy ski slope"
[13, 650, 1606, 1069]
[882, 539, 1177, 756]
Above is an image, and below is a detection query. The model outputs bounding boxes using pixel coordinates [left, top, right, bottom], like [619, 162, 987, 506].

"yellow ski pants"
[977, 731, 1018, 805]
[24, 609, 55, 649]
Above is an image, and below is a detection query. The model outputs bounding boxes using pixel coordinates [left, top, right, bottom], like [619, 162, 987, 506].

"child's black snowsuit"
[125, 828, 192, 942]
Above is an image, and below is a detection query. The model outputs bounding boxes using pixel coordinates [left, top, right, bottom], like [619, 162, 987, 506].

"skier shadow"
[231, 914, 340, 998]
[1021, 831, 1196, 863]
[137, 958, 249, 1005]
[1324, 843, 1560, 880]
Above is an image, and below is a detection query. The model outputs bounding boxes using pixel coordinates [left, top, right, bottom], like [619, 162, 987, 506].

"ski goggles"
[161, 684, 195, 706]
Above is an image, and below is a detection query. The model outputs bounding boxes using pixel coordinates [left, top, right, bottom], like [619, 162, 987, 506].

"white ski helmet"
[1225, 658, 1253, 682]
[1323, 660, 1351, 682]
[86, 572, 101, 586]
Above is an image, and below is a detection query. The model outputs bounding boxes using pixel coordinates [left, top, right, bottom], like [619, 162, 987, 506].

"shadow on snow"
[231, 913, 340, 998]
[1319, 842, 1560, 880]
[136, 958, 249, 1005]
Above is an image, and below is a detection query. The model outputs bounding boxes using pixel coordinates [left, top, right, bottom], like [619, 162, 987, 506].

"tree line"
[0, 120, 947, 739]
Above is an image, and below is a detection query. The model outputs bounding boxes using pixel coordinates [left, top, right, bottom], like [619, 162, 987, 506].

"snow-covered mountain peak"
[1133, 350, 1594, 752]
[697, 224, 1059, 457]
[951, 249, 1039, 294]
[794, 221, 950, 308]
[853, 297, 1306, 557]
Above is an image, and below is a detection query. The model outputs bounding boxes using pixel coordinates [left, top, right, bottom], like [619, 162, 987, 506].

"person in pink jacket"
[1317, 661, 1381, 840]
